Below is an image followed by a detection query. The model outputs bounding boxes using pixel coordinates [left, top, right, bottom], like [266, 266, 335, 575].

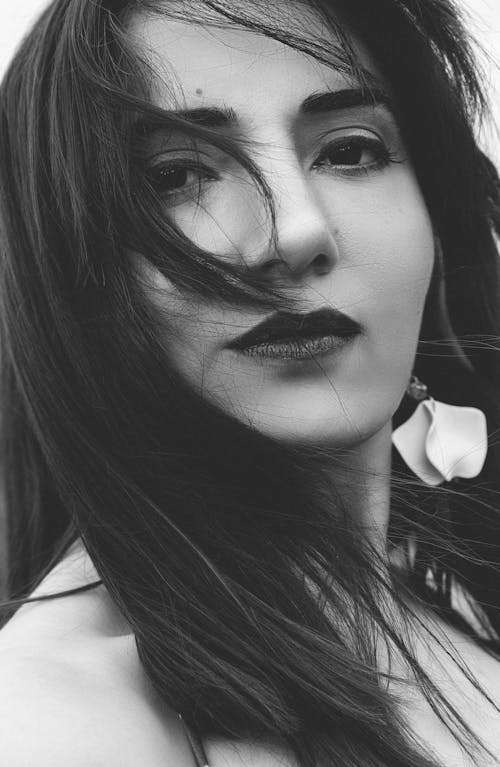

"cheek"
[332, 176, 435, 313]
[369, 211, 433, 307]
[170, 184, 268, 262]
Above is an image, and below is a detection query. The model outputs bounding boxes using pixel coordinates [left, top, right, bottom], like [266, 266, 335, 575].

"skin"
[4, 9, 500, 767]
[126, 5, 435, 540]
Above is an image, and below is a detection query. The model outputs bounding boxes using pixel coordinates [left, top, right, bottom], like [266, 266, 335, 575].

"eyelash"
[146, 160, 217, 205]
[146, 135, 399, 204]
[312, 135, 399, 176]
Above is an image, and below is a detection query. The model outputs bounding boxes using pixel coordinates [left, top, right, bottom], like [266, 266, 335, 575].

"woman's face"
[127, 6, 435, 448]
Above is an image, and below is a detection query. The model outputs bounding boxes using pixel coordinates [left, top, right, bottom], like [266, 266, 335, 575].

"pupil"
[336, 144, 363, 164]
[158, 166, 188, 190]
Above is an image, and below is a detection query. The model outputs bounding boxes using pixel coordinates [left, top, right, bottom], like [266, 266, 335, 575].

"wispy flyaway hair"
[1, 1, 500, 765]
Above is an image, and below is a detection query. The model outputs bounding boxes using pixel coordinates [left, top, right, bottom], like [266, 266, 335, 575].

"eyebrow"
[300, 87, 394, 117]
[136, 87, 395, 135]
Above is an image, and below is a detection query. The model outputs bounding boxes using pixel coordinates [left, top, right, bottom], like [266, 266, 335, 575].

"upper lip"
[225, 307, 362, 351]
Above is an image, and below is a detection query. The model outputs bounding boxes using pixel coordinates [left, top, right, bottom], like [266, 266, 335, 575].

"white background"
[0, 0, 499, 165]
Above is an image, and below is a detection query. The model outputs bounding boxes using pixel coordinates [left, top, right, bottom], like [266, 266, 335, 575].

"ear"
[420, 232, 473, 369]
[419, 233, 445, 336]
[433, 232, 444, 278]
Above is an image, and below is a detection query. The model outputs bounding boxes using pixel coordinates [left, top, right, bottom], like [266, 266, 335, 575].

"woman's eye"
[313, 136, 391, 173]
[146, 162, 216, 201]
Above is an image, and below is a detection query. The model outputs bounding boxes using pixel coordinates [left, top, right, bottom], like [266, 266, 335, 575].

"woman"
[0, 0, 500, 764]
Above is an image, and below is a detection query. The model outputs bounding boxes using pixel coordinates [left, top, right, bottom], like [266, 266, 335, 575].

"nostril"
[313, 253, 333, 274]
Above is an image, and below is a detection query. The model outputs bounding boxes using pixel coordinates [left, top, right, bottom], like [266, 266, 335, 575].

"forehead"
[125, 7, 382, 116]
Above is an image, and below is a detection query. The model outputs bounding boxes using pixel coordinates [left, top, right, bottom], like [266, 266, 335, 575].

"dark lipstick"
[225, 307, 362, 360]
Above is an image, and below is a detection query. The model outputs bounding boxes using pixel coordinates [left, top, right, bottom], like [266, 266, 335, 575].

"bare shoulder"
[0, 642, 197, 767]
[0, 544, 197, 767]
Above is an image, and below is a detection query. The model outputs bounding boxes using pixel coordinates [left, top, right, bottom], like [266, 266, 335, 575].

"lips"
[225, 307, 362, 352]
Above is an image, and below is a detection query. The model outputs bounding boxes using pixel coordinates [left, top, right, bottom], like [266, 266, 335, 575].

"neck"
[312, 421, 394, 557]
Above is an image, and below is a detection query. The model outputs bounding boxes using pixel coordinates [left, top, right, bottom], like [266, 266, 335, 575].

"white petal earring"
[392, 375, 488, 486]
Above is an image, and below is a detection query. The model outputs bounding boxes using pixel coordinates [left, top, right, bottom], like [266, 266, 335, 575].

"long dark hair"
[1, 0, 500, 765]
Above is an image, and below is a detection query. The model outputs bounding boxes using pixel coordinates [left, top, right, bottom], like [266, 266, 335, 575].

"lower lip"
[231, 333, 359, 360]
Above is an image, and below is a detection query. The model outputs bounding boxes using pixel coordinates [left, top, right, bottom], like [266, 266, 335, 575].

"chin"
[239, 399, 395, 450]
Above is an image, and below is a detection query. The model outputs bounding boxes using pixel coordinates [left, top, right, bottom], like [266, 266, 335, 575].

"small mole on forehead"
[195, 88, 203, 95]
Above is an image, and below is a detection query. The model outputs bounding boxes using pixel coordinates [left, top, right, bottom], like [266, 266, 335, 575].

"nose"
[243, 162, 340, 278]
